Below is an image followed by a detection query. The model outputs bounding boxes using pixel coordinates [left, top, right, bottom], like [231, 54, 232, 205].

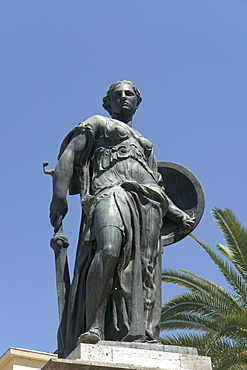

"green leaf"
[161, 208, 247, 370]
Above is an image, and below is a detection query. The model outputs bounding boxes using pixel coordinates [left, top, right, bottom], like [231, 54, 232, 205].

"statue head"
[102, 80, 142, 116]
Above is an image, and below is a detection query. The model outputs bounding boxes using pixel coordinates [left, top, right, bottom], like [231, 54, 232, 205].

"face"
[109, 83, 138, 116]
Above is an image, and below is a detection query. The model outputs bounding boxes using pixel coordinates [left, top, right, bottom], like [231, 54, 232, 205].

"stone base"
[42, 342, 212, 370]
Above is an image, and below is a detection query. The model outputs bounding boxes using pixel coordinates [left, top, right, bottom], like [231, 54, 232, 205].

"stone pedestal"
[42, 341, 212, 370]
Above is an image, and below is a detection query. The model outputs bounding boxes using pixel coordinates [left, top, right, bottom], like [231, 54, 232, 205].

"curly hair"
[102, 80, 142, 115]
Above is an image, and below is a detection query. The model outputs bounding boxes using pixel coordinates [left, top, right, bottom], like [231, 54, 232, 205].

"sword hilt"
[43, 161, 55, 176]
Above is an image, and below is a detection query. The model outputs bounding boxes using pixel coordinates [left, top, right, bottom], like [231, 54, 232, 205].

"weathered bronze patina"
[46, 81, 203, 358]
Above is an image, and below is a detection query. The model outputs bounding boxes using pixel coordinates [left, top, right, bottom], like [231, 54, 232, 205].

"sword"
[43, 162, 71, 356]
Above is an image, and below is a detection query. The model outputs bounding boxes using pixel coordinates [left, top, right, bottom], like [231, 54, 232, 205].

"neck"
[111, 113, 133, 127]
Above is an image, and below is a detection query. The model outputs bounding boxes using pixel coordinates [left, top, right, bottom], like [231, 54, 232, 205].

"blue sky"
[1, 0, 247, 356]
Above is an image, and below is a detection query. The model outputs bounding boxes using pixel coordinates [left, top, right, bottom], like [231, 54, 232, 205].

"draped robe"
[56, 116, 168, 357]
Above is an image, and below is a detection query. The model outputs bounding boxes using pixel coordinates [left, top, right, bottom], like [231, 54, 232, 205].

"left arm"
[166, 197, 195, 234]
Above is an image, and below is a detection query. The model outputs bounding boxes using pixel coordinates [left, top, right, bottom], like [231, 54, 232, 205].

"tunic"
[57, 115, 168, 357]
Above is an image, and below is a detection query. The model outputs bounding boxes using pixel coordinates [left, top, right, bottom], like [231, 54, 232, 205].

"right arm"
[50, 132, 87, 232]
[49, 115, 105, 232]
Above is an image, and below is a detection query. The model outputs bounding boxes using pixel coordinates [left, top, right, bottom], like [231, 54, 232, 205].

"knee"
[102, 243, 120, 260]
[97, 226, 122, 261]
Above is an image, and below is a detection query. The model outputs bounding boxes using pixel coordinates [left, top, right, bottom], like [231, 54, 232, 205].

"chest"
[93, 119, 153, 158]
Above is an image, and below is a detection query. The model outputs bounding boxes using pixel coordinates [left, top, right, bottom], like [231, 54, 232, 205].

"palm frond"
[161, 331, 212, 354]
[216, 314, 247, 343]
[161, 208, 247, 370]
[161, 311, 221, 334]
[162, 269, 241, 311]
[209, 341, 247, 370]
[213, 208, 247, 283]
[161, 292, 243, 335]
[216, 243, 234, 260]
[161, 333, 247, 370]
[190, 233, 247, 303]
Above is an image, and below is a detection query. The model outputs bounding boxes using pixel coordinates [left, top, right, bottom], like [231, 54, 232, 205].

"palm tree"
[161, 208, 247, 369]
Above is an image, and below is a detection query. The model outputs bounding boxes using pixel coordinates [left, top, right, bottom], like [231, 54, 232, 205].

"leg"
[78, 225, 122, 343]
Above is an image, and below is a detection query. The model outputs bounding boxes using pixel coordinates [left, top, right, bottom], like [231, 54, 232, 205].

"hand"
[50, 196, 68, 232]
[178, 212, 196, 234]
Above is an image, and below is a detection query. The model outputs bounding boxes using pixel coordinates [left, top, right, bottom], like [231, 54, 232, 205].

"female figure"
[50, 81, 194, 357]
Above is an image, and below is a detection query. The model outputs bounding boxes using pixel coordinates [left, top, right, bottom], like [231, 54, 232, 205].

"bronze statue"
[46, 81, 201, 358]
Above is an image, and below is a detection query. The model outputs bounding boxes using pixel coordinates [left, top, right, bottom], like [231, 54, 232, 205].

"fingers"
[49, 210, 56, 227]
[49, 197, 68, 228]
[178, 213, 196, 234]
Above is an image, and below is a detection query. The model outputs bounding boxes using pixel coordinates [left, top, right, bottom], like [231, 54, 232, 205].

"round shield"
[158, 161, 205, 246]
